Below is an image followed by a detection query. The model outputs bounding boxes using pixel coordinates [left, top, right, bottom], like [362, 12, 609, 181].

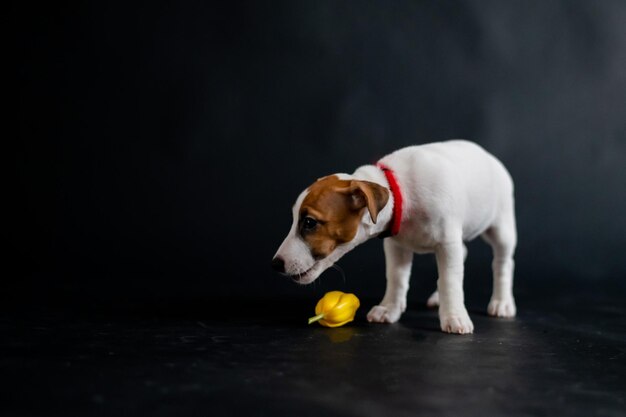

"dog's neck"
[351, 164, 396, 239]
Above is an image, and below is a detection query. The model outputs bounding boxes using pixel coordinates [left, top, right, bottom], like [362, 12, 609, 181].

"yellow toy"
[308, 291, 360, 327]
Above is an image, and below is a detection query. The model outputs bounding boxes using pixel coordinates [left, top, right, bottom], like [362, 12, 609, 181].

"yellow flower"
[308, 291, 360, 327]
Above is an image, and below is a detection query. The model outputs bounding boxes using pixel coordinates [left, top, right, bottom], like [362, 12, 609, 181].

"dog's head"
[272, 174, 389, 284]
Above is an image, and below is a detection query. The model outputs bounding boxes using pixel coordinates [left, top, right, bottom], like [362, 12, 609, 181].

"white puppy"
[272, 140, 517, 334]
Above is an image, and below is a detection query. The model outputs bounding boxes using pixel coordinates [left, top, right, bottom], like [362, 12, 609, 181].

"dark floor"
[1, 289, 625, 417]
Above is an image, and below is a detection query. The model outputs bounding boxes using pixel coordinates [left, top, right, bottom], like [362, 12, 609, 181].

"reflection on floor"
[1, 291, 625, 417]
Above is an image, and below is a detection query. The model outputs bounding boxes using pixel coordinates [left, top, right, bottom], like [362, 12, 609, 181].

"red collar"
[376, 162, 403, 237]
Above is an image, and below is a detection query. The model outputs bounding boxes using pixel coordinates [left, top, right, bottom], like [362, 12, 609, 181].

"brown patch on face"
[299, 175, 389, 259]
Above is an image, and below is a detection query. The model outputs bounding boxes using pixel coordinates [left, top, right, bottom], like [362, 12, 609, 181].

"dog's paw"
[367, 304, 403, 324]
[426, 290, 439, 308]
[440, 312, 474, 334]
[487, 298, 517, 318]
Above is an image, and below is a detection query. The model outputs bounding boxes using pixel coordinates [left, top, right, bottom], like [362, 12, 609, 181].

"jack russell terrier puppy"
[272, 140, 517, 334]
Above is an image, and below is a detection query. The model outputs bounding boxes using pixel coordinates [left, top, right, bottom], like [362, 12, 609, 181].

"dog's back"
[374, 140, 514, 241]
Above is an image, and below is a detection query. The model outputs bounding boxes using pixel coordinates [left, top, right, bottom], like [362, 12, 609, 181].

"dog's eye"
[302, 217, 318, 230]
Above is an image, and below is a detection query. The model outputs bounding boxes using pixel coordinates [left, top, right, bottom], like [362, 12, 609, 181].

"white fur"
[274, 140, 517, 334]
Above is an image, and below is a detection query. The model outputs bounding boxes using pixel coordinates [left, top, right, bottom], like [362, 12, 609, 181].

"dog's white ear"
[345, 180, 389, 223]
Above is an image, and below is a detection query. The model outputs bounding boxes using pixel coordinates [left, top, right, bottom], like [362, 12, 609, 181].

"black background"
[14, 1, 626, 308]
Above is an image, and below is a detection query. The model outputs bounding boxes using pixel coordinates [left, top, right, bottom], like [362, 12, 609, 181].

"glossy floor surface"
[2, 290, 625, 417]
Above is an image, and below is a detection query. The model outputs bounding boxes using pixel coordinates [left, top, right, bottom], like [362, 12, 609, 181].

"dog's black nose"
[271, 257, 285, 273]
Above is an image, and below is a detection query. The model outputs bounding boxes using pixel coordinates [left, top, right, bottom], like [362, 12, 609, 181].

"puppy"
[272, 140, 517, 334]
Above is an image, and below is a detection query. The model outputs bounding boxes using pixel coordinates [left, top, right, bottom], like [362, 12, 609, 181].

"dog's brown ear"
[344, 180, 390, 223]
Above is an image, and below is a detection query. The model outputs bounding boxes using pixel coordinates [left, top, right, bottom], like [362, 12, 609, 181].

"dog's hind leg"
[367, 239, 413, 324]
[482, 204, 517, 318]
[426, 243, 467, 308]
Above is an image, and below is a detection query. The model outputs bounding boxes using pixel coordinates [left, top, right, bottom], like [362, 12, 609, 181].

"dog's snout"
[271, 256, 286, 273]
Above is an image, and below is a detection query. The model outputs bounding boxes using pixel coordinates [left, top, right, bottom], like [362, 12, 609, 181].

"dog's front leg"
[426, 243, 467, 308]
[367, 239, 413, 323]
[436, 241, 474, 334]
